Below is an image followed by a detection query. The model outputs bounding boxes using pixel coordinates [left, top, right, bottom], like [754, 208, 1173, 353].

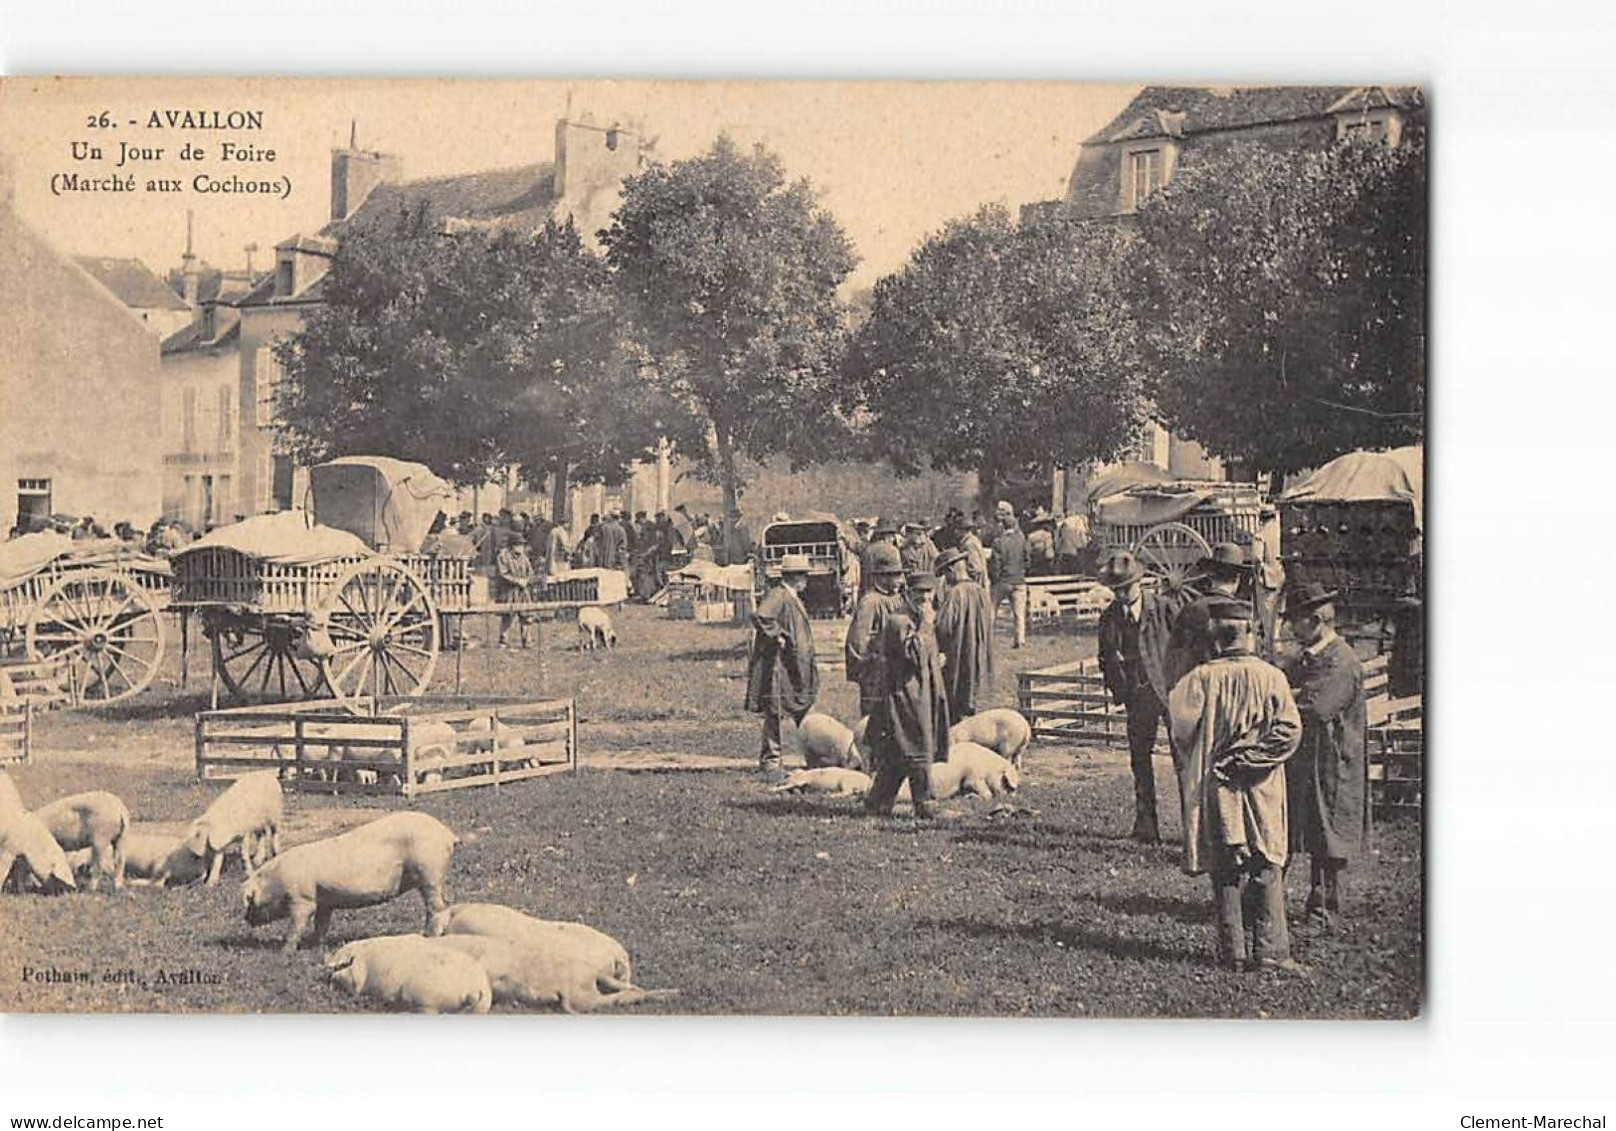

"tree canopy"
[1130, 131, 1426, 478]
[843, 203, 1148, 511]
[274, 211, 673, 498]
[601, 135, 857, 559]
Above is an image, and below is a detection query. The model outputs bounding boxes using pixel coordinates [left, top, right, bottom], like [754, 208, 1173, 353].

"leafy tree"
[843, 204, 1149, 514]
[601, 135, 856, 561]
[275, 210, 674, 509]
[1130, 132, 1426, 480]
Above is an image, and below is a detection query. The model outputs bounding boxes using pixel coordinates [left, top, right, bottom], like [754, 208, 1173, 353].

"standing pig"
[34, 791, 130, 892]
[0, 771, 24, 817]
[185, 771, 283, 885]
[0, 807, 76, 894]
[241, 812, 459, 954]
[325, 935, 491, 1014]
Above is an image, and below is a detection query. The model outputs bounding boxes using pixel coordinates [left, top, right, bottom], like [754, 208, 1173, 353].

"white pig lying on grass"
[324, 935, 491, 1014]
[432, 933, 676, 1014]
[34, 791, 129, 892]
[177, 771, 283, 885]
[242, 812, 461, 954]
[797, 713, 864, 771]
[767, 767, 872, 797]
[0, 807, 76, 894]
[442, 902, 632, 984]
[896, 744, 1020, 803]
[947, 708, 1032, 767]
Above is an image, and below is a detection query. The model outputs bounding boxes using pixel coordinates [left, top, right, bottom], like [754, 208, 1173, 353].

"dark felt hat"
[1284, 582, 1340, 617]
[869, 543, 904, 575]
[1196, 542, 1248, 577]
[934, 547, 969, 573]
[906, 572, 938, 592]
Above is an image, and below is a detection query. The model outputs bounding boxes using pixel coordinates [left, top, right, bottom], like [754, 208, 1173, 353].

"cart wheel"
[24, 568, 166, 705]
[317, 560, 440, 703]
[206, 614, 325, 703]
[1132, 522, 1212, 592]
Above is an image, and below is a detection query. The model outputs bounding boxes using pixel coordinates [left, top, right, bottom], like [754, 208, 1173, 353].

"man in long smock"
[845, 542, 906, 720]
[1168, 597, 1304, 974]
[933, 547, 994, 720]
[1280, 583, 1368, 935]
[745, 554, 818, 776]
[862, 572, 952, 819]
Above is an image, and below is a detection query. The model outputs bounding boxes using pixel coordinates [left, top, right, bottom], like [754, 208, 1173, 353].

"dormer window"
[276, 257, 294, 297]
[1119, 140, 1178, 213]
[1336, 109, 1403, 148]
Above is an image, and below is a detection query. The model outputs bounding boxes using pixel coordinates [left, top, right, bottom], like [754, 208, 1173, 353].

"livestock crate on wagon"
[194, 695, 577, 798]
[170, 457, 478, 706]
[0, 531, 172, 707]
[1093, 479, 1270, 590]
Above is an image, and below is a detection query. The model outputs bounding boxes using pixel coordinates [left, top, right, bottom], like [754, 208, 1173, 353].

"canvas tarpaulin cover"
[1092, 485, 1219, 528]
[1281, 447, 1424, 530]
[0, 531, 74, 588]
[310, 457, 458, 553]
[173, 511, 372, 566]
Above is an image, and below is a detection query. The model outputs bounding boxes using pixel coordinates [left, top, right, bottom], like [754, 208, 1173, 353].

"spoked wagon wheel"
[206, 613, 325, 703]
[1132, 522, 1212, 592]
[24, 568, 167, 705]
[317, 560, 440, 704]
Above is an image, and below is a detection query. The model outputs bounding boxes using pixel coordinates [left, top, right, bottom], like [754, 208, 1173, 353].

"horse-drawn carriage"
[0, 532, 172, 705]
[1092, 478, 1272, 590]
[172, 457, 470, 704]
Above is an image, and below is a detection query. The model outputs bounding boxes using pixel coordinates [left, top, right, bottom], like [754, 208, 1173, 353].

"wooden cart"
[1093, 480, 1267, 590]
[0, 535, 172, 706]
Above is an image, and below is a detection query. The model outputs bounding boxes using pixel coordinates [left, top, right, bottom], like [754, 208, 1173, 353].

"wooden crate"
[0, 700, 29, 766]
[1016, 658, 1168, 752]
[194, 695, 577, 798]
[0, 656, 73, 711]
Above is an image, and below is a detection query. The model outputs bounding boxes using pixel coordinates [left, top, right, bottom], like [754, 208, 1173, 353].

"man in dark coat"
[845, 542, 905, 718]
[1097, 549, 1182, 843]
[933, 547, 995, 720]
[1164, 542, 1251, 694]
[745, 554, 818, 776]
[1280, 583, 1368, 934]
[862, 572, 952, 819]
[988, 501, 1030, 648]
[859, 520, 900, 597]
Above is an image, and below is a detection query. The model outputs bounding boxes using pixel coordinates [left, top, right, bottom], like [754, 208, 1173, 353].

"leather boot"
[908, 765, 939, 819]
[1130, 779, 1160, 843]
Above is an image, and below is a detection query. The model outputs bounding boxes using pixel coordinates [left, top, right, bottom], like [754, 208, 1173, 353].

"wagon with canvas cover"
[172, 457, 467, 705]
[1092, 479, 1269, 590]
[0, 530, 172, 706]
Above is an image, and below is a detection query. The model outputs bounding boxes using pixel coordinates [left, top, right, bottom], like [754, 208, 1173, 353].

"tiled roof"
[332, 162, 559, 237]
[161, 317, 240, 356]
[1084, 85, 1422, 144]
[73, 256, 191, 311]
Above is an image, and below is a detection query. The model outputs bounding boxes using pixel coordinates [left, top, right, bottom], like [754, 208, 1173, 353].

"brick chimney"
[330, 121, 402, 222]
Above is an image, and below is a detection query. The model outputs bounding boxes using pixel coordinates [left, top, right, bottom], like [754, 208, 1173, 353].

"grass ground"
[0, 604, 1422, 1017]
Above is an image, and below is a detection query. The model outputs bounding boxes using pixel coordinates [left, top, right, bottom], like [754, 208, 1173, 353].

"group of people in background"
[4, 512, 212, 557]
[1096, 540, 1368, 976]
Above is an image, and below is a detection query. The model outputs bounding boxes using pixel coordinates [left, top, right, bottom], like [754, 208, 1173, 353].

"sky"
[0, 77, 1138, 290]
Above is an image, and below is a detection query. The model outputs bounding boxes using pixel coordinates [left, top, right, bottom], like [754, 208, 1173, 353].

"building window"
[1129, 149, 1164, 210]
[217, 384, 235, 451]
[276, 258, 294, 297]
[16, 479, 52, 529]
[255, 348, 282, 427]
[182, 388, 199, 453]
[1336, 110, 1402, 148]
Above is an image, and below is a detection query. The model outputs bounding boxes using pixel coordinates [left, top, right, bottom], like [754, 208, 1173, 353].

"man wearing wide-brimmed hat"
[1167, 596, 1304, 975]
[1097, 549, 1183, 842]
[900, 521, 938, 579]
[1165, 542, 1253, 692]
[858, 518, 900, 597]
[1279, 582, 1368, 935]
[746, 553, 819, 777]
[862, 571, 952, 819]
[934, 546, 995, 720]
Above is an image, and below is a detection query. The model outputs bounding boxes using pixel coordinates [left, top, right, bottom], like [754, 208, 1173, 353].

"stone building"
[0, 162, 165, 533]
[70, 255, 194, 341]
[231, 116, 654, 526]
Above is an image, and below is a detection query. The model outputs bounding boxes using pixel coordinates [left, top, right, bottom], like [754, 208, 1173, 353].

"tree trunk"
[715, 421, 741, 567]
[976, 461, 1001, 523]
[550, 463, 571, 532]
